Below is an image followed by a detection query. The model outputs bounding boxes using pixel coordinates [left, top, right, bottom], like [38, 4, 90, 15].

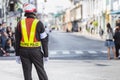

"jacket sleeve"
[113, 32, 117, 40]
[41, 37, 48, 57]
[37, 21, 48, 57]
[15, 22, 21, 56]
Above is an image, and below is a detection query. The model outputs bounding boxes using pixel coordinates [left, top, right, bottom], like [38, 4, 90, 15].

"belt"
[19, 47, 41, 50]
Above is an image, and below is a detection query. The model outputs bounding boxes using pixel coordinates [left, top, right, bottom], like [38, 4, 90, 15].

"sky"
[37, 0, 71, 14]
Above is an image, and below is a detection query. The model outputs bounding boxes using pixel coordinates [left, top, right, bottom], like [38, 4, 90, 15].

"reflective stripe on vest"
[20, 19, 41, 47]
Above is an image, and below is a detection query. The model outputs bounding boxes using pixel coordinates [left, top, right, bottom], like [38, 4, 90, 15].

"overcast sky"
[37, 0, 71, 14]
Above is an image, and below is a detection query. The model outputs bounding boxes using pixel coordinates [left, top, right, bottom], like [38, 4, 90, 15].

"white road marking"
[49, 51, 57, 54]
[49, 50, 107, 55]
[62, 51, 70, 54]
[75, 51, 84, 54]
[101, 51, 107, 54]
[88, 51, 97, 54]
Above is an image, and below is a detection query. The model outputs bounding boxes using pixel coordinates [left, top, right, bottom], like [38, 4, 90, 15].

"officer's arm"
[38, 21, 48, 57]
[41, 36, 48, 57]
[15, 22, 21, 56]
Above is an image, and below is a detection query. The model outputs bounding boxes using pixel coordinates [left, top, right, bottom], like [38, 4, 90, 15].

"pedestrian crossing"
[48, 50, 108, 60]
[49, 50, 107, 55]
[9, 50, 107, 57]
[1, 50, 108, 60]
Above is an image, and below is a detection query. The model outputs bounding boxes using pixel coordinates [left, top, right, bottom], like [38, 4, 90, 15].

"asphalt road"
[0, 31, 110, 60]
[49, 31, 105, 51]
[48, 31, 108, 60]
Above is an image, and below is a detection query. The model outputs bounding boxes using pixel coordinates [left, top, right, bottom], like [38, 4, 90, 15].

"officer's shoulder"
[37, 20, 43, 25]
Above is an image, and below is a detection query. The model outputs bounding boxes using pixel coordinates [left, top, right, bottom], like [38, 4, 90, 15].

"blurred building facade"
[1, 0, 120, 33]
[55, 0, 120, 34]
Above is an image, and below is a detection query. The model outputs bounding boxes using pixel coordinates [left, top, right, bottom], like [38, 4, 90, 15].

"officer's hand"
[43, 57, 49, 63]
[16, 56, 21, 64]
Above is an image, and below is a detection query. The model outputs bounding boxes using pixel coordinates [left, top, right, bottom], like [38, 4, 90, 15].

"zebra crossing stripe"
[75, 51, 84, 54]
[101, 51, 107, 53]
[49, 51, 57, 54]
[88, 51, 97, 54]
[49, 50, 107, 55]
[62, 51, 70, 54]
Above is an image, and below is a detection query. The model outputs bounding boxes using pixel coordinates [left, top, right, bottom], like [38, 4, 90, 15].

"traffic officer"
[15, 4, 48, 80]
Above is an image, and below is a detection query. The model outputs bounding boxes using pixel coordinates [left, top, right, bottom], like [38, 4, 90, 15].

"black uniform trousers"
[19, 48, 48, 80]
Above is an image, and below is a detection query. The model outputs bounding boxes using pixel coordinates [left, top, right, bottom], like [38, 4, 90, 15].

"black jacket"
[15, 17, 48, 57]
[113, 31, 120, 45]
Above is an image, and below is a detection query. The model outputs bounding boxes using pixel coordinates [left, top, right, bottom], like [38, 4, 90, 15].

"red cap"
[23, 4, 36, 13]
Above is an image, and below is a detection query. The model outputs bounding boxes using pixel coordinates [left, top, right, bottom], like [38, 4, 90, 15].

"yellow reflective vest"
[20, 19, 41, 47]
